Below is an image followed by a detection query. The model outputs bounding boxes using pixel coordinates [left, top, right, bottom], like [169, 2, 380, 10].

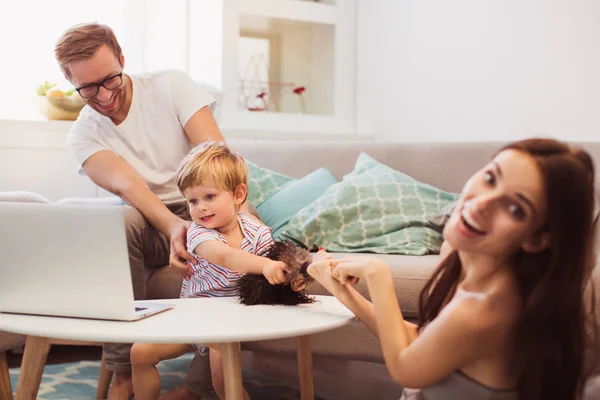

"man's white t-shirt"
[67, 69, 216, 203]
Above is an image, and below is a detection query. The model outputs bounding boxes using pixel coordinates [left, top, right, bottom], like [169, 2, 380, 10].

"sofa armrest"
[56, 196, 123, 206]
[0, 191, 50, 203]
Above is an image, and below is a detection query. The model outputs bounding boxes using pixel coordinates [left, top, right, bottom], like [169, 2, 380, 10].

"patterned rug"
[10, 353, 322, 400]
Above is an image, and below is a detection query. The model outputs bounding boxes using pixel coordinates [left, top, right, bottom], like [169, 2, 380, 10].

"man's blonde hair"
[176, 142, 248, 202]
[54, 22, 123, 78]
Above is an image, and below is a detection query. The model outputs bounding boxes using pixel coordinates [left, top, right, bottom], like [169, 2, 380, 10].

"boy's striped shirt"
[180, 213, 274, 299]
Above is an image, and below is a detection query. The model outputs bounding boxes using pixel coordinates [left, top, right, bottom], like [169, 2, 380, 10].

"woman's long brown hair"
[418, 138, 598, 400]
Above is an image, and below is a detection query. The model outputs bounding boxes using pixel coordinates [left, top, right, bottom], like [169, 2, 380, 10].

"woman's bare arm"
[364, 264, 510, 388]
[308, 260, 419, 343]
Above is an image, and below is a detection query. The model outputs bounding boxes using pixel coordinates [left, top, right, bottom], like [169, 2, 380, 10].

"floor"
[6, 344, 102, 368]
[7, 345, 403, 400]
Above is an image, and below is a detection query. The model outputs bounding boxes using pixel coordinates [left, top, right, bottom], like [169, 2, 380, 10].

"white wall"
[0, 119, 367, 200]
[357, 0, 600, 142]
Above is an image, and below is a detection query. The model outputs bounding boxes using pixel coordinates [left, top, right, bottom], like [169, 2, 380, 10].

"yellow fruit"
[46, 89, 65, 98]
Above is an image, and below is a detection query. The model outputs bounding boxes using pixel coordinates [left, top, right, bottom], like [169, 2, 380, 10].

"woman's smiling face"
[443, 149, 548, 258]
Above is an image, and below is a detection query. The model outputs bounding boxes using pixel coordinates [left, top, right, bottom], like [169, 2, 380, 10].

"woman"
[309, 138, 598, 400]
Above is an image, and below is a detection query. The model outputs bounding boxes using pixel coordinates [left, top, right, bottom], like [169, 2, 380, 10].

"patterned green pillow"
[283, 153, 460, 255]
[246, 160, 295, 207]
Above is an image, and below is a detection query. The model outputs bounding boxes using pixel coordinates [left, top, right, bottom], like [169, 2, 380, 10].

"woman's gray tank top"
[401, 370, 519, 400]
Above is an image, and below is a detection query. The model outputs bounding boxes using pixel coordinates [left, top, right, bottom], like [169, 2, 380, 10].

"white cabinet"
[188, 0, 357, 135]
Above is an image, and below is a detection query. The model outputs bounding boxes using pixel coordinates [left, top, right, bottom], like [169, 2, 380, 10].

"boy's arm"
[193, 240, 285, 284]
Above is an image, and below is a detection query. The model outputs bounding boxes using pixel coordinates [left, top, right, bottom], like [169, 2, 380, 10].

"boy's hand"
[262, 260, 287, 285]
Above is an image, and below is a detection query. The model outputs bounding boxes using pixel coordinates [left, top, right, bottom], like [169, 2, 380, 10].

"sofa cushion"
[428, 199, 458, 227]
[242, 319, 384, 362]
[283, 153, 459, 255]
[246, 160, 294, 207]
[257, 168, 338, 239]
[0, 191, 50, 203]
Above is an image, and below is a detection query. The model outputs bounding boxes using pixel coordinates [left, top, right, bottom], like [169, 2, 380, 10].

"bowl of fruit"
[34, 81, 85, 121]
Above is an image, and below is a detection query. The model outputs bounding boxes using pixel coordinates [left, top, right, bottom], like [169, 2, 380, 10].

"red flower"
[293, 86, 306, 95]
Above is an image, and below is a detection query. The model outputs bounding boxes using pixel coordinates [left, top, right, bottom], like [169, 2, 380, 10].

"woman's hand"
[332, 256, 388, 285]
[312, 248, 332, 263]
[307, 259, 349, 297]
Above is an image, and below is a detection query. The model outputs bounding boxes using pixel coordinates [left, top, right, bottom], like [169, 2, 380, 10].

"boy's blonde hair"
[176, 141, 248, 202]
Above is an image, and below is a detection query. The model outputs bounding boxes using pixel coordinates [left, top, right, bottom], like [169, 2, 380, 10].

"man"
[55, 22, 222, 400]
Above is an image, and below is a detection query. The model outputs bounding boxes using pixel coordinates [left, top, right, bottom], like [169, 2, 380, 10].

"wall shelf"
[188, 0, 357, 135]
[237, 0, 338, 25]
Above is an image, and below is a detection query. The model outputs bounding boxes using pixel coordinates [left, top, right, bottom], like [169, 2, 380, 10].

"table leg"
[96, 352, 113, 399]
[16, 336, 51, 400]
[0, 351, 13, 400]
[221, 342, 243, 400]
[296, 335, 314, 400]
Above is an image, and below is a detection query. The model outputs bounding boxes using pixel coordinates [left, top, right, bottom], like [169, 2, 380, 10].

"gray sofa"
[234, 139, 600, 397]
[230, 141, 600, 362]
[146, 139, 600, 397]
[2, 139, 599, 397]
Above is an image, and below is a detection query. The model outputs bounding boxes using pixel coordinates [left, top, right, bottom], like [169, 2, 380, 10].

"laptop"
[0, 202, 174, 321]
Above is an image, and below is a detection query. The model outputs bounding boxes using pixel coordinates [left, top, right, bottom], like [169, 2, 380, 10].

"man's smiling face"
[67, 45, 128, 122]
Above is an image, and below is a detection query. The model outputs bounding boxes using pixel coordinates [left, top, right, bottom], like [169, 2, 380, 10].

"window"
[0, 0, 138, 120]
[0, 0, 357, 135]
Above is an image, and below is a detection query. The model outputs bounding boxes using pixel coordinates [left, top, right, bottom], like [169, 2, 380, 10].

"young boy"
[130, 141, 287, 400]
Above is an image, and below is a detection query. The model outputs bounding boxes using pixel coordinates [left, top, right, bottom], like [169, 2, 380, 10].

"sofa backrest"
[229, 139, 600, 194]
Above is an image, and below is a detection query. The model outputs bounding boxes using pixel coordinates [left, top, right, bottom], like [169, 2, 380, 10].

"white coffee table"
[0, 295, 354, 400]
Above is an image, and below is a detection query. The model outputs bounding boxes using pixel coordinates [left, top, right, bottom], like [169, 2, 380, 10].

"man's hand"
[169, 219, 195, 276]
[262, 260, 287, 285]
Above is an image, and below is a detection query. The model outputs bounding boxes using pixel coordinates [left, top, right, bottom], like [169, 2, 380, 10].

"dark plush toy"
[236, 239, 316, 306]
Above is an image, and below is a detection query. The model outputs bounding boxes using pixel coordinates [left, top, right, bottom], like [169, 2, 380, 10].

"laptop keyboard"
[135, 307, 148, 312]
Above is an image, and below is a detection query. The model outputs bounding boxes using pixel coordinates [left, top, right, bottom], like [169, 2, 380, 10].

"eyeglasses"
[75, 72, 123, 99]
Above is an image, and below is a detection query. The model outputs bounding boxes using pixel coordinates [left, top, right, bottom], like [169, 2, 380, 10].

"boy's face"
[183, 179, 247, 231]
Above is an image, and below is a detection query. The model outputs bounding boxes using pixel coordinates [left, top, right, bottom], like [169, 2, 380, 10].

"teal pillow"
[283, 153, 460, 255]
[257, 168, 338, 240]
[246, 160, 295, 207]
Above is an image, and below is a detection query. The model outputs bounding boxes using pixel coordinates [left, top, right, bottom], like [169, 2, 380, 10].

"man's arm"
[83, 150, 179, 234]
[183, 106, 225, 146]
[81, 150, 194, 272]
